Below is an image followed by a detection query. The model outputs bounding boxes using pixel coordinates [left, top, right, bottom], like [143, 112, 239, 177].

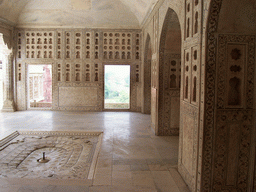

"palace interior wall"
[0, 0, 256, 191]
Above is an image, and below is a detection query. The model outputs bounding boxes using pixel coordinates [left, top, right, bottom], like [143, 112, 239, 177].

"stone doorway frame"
[26, 63, 53, 110]
[103, 63, 131, 111]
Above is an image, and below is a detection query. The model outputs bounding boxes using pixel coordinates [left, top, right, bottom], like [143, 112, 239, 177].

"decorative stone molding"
[202, 0, 223, 190]
[19, 130, 103, 136]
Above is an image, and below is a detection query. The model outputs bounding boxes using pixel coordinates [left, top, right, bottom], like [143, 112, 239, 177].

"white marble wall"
[15, 29, 141, 112]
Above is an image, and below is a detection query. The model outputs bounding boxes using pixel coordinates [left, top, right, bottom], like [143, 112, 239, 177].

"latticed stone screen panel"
[103, 32, 132, 60]
[25, 31, 54, 59]
[16, 29, 141, 111]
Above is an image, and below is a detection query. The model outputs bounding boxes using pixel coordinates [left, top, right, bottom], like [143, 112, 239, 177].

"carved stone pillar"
[2, 52, 15, 112]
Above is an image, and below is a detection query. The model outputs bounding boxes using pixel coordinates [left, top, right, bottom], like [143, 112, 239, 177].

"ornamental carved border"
[158, 8, 170, 135]
[19, 130, 103, 136]
[203, 0, 223, 191]
[213, 109, 252, 191]
[217, 34, 255, 109]
[56, 106, 102, 111]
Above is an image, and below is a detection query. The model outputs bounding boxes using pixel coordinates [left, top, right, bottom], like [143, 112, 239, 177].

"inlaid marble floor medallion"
[0, 131, 103, 180]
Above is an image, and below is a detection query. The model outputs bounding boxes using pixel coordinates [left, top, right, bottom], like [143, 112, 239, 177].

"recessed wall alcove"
[158, 8, 181, 136]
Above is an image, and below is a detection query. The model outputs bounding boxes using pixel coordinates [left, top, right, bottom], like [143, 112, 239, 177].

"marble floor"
[0, 111, 190, 192]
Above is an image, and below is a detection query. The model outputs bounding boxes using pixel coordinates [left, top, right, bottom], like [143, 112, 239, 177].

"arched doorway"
[202, 0, 256, 191]
[158, 8, 181, 136]
[142, 34, 152, 114]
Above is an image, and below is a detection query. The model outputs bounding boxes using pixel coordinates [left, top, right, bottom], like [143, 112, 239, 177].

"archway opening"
[158, 8, 182, 136]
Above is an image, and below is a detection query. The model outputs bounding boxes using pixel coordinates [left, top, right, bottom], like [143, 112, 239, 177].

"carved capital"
[2, 34, 12, 50]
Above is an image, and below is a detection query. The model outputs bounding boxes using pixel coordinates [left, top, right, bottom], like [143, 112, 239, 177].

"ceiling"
[0, 0, 159, 29]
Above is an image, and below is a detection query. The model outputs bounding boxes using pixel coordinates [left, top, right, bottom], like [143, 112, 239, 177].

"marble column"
[2, 52, 15, 112]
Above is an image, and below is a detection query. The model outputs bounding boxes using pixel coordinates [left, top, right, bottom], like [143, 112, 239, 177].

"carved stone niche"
[217, 35, 255, 109]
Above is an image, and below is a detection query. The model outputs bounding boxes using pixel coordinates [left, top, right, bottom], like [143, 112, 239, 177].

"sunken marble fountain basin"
[0, 131, 103, 180]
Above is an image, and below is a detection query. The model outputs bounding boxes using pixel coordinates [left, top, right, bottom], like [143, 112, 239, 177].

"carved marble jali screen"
[15, 29, 142, 112]
[0, 131, 103, 180]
